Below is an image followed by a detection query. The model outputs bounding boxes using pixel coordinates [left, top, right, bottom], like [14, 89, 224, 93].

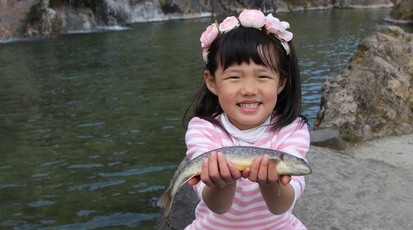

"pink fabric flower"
[219, 16, 240, 33]
[200, 23, 219, 49]
[238, 9, 266, 29]
[265, 14, 293, 42]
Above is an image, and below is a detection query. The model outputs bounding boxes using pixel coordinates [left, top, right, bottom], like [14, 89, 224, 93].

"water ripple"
[98, 165, 177, 177]
[45, 212, 157, 229]
[68, 180, 125, 191]
[27, 199, 55, 208]
[67, 163, 104, 169]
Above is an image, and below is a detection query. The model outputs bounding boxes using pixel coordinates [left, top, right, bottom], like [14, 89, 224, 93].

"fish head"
[272, 153, 312, 176]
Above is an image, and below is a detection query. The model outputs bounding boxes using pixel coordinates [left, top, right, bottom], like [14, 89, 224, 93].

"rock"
[0, 0, 36, 40]
[24, 0, 65, 38]
[332, 0, 393, 8]
[314, 25, 413, 141]
[310, 129, 346, 150]
[388, 0, 413, 22]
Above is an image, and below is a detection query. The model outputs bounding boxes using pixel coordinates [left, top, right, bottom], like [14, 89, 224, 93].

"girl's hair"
[184, 27, 307, 131]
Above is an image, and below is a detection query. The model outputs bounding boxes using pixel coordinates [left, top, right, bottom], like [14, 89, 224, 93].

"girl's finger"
[248, 156, 262, 182]
[257, 154, 270, 183]
[187, 176, 201, 186]
[217, 152, 231, 178]
[241, 167, 251, 178]
[266, 156, 279, 183]
[200, 158, 213, 186]
[208, 152, 227, 187]
[280, 175, 292, 186]
[227, 161, 241, 179]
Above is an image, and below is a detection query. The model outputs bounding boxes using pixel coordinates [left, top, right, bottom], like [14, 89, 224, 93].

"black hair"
[184, 27, 307, 131]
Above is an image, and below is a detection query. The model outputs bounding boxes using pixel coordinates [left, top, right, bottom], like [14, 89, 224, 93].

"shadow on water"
[0, 8, 397, 229]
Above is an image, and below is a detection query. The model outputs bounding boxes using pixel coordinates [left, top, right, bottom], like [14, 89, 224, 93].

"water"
[0, 8, 399, 229]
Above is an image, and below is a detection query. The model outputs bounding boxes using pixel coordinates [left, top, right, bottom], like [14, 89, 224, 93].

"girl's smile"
[205, 61, 286, 130]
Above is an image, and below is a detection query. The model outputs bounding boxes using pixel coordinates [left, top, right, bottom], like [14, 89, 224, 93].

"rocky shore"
[0, 0, 403, 41]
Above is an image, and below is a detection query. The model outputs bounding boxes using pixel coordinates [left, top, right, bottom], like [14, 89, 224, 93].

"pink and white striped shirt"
[184, 115, 310, 230]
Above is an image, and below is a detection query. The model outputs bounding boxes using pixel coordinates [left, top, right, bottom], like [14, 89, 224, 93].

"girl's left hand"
[242, 154, 291, 186]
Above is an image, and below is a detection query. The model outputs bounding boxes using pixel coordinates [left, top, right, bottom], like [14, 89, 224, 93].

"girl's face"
[205, 61, 286, 130]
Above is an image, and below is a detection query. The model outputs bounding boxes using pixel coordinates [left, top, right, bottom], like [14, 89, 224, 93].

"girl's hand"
[242, 154, 291, 186]
[189, 151, 242, 188]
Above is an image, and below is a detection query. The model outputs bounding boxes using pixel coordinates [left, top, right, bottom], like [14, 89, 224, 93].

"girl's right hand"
[190, 151, 242, 188]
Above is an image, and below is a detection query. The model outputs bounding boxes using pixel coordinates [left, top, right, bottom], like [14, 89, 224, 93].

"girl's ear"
[204, 70, 217, 95]
[278, 77, 287, 94]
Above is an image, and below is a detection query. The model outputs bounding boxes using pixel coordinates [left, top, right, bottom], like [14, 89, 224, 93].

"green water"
[0, 8, 398, 229]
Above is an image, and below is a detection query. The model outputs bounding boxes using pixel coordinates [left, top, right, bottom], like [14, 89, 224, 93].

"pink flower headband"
[200, 9, 293, 63]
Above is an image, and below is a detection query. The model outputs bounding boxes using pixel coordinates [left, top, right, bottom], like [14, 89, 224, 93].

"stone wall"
[314, 25, 413, 141]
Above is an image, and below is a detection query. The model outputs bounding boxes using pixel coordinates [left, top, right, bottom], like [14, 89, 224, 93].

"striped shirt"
[184, 115, 310, 230]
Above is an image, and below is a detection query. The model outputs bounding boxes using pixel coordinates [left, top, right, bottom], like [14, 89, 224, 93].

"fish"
[157, 146, 312, 215]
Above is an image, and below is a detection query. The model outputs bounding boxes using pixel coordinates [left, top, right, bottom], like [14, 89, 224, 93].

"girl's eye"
[258, 75, 271, 79]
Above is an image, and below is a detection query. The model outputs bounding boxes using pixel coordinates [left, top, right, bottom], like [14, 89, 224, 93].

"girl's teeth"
[239, 103, 258, 108]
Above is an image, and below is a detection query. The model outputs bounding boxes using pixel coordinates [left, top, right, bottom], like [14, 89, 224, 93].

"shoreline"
[0, 6, 396, 43]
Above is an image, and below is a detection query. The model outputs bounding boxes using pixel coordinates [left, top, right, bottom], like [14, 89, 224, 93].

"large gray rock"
[314, 25, 413, 141]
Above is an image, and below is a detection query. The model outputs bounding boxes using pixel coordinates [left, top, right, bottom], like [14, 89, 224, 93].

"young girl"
[183, 9, 310, 229]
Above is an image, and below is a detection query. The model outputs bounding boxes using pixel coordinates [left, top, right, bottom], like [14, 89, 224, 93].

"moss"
[283, 0, 294, 11]
[342, 134, 359, 142]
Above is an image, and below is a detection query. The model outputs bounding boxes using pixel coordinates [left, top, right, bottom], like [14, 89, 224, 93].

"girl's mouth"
[237, 102, 260, 109]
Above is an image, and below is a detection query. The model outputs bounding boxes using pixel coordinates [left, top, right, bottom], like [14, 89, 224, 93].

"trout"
[157, 146, 312, 215]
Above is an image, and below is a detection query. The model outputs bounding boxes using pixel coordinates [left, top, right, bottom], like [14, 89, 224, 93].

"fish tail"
[157, 189, 174, 215]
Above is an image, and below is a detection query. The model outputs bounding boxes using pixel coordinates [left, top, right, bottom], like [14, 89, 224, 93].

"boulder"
[388, 0, 413, 22]
[314, 25, 413, 141]
[310, 129, 346, 150]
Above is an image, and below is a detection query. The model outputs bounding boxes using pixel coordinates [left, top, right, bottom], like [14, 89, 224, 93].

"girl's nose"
[240, 79, 257, 95]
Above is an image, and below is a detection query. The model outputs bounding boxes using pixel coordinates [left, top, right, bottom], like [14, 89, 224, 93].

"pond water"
[0, 8, 399, 229]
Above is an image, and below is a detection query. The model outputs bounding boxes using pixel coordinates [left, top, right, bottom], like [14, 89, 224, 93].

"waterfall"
[104, 0, 167, 23]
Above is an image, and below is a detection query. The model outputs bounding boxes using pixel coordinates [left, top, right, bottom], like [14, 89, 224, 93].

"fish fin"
[157, 190, 174, 216]
[181, 175, 196, 187]
[268, 158, 282, 165]
[158, 175, 197, 216]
